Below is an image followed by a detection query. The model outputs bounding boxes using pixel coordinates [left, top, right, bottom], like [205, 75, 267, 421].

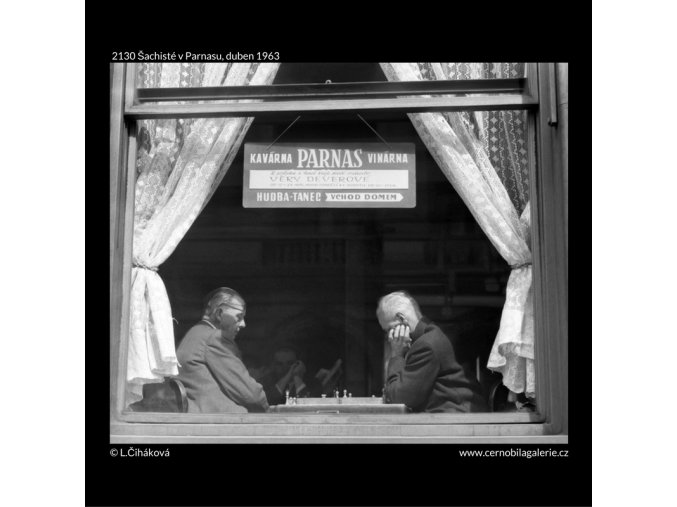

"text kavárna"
[248, 149, 410, 169]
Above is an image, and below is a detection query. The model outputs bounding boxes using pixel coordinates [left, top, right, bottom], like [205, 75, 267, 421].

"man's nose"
[239, 319, 246, 328]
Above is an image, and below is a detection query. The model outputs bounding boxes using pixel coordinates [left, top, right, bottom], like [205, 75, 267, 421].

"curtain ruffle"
[487, 264, 535, 396]
[126, 267, 178, 405]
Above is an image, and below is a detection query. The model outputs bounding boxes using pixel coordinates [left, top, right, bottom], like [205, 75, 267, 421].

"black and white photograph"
[108, 60, 568, 442]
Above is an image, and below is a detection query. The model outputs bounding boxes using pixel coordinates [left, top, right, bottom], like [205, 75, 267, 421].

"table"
[268, 396, 408, 414]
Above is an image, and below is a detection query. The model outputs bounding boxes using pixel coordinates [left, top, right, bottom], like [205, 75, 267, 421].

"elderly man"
[377, 291, 488, 413]
[258, 345, 310, 405]
[176, 287, 268, 413]
[257, 345, 342, 404]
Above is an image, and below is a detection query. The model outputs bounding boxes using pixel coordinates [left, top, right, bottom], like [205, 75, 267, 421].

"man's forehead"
[222, 300, 246, 312]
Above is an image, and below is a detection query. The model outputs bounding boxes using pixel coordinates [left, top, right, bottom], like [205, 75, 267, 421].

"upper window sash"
[123, 63, 539, 119]
[136, 78, 527, 102]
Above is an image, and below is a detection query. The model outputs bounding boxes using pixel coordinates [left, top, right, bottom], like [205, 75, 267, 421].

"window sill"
[111, 412, 566, 444]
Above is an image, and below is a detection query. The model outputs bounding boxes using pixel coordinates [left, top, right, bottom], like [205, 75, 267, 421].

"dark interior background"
[159, 63, 511, 397]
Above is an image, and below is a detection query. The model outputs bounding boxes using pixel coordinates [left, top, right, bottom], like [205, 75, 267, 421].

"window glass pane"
[273, 63, 526, 84]
[128, 108, 534, 415]
[421, 62, 526, 80]
[135, 63, 387, 90]
[273, 63, 386, 84]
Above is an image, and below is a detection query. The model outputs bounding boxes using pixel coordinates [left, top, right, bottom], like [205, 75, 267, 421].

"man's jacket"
[176, 322, 269, 413]
[385, 318, 488, 413]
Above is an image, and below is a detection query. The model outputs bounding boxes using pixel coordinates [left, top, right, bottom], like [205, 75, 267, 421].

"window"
[110, 62, 568, 442]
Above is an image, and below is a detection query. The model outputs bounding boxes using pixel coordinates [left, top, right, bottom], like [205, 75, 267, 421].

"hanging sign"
[243, 143, 416, 208]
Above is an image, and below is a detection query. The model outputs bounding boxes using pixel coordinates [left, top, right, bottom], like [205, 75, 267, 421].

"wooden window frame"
[109, 62, 567, 443]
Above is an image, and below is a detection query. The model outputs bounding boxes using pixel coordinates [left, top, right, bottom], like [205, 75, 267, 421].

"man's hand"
[276, 361, 305, 394]
[388, 324, 411, 358]
[289, 361, 306, 379]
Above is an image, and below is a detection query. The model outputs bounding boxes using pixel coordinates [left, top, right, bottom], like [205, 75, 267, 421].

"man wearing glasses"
[176, 287, 269, 413]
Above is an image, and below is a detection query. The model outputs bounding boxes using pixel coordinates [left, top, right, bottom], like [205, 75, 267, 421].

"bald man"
[377, 291, 488, 413]
[176, 287, 268, 413]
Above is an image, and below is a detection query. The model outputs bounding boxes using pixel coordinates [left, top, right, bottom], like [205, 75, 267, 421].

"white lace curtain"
[127, 62, 280, 407]
[380, 63, 535, 397]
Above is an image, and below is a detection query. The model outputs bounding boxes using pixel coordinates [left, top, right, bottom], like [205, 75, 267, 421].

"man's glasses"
[218, 303, 246, 321]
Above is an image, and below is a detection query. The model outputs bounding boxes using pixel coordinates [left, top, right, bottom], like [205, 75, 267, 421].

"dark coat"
[176, 322, 269, 413]
[385, 318, 488, 413]
[259, 371, 287, 406]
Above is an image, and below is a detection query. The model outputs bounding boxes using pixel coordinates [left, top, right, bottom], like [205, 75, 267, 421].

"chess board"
[269, 397, 408, 413]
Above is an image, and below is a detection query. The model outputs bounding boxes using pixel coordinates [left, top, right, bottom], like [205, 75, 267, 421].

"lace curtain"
[380, 63, 535, 396]
[127, 62, 280, 407]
